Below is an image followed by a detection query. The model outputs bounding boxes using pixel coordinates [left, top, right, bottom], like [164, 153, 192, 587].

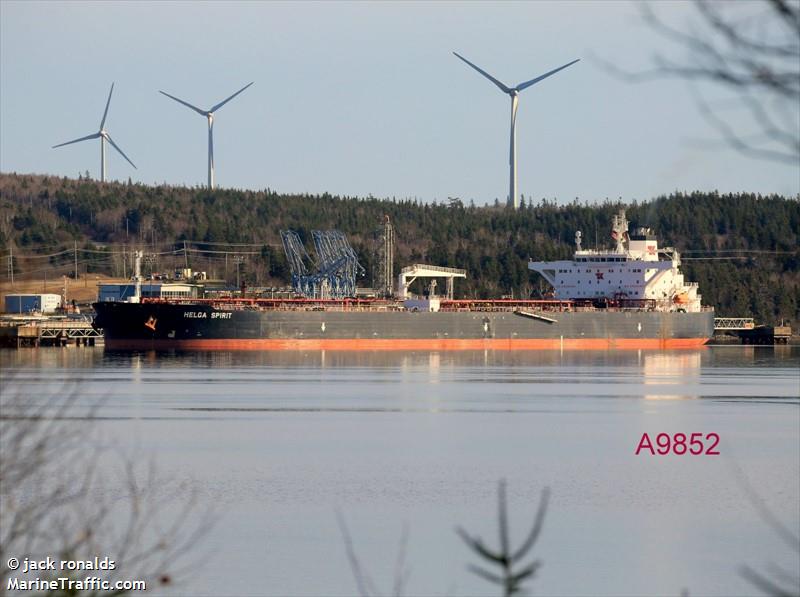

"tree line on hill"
[0, 173, 797, 325]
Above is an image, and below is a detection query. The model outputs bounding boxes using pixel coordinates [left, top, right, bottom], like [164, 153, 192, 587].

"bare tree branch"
[456, 481, 550, 596]
[0, 374, 208, 595]
[740, 564, 799, 597]
[337, 511, 411, 597]
[336, 510, 376, 597]
[595, 0, 800, 165]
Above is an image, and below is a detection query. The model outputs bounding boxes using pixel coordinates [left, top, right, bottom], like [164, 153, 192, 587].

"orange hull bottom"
[105, 337, 710, 351]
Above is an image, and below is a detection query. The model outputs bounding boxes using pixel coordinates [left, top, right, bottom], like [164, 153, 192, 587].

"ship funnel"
[575, 230, 582, 251]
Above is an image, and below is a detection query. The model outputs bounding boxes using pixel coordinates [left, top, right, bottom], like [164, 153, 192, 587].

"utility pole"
[233, 255, 245, 290]
[143, 253, 156, 278]
[74, 241, 78, 280]
[7, 244, 13, 288]
[183, 240, 189, 269]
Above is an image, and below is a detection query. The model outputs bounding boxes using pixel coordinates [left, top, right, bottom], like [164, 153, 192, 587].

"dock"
[713, 318, 792, 345]
[0, 317, 103, 348]
[735, 325, 792, 345]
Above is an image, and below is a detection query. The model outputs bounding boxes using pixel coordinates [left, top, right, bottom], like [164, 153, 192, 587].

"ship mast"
[131, 250, 142, 303]
[611, 209, 628, 253]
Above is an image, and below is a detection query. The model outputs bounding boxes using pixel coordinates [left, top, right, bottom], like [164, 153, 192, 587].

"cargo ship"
[93, 210, 714, 350]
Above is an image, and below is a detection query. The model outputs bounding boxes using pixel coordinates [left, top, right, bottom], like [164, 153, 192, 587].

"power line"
[0, 248, 73, 259]
[681, 256, 787, 261]
[681, 249, 797, 255]
[185, 248, 263, 255]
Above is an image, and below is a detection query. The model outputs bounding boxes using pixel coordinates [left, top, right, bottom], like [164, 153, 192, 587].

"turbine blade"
[105, 134, 137, 169]
[515, 58, 580, 92]
[159, 90, 207, 116]
[52, 132, 101, 149]
[210, 81, 254, 113]
[453, 52, 511, 94]
[100, 82, 114, 129]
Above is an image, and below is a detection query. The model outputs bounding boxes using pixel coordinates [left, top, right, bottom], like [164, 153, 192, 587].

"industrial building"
[4, 294, 62, 314]
[97, 283, 200, 302]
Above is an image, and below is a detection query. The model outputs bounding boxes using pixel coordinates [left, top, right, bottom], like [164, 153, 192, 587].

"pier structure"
[713, 317, 755, 331]
[713, 317, 791, 345]
[0, 318, 103, 348]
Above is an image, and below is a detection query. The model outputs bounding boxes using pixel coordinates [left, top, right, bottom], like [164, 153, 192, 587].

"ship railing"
[400, 264, 467, 276]
[140, 296, 689, 314]
[564, 298, 658, 311]
[141, 297, 407, 312]
[438, 299, 573, 313]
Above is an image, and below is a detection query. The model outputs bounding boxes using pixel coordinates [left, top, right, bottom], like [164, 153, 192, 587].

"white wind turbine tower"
[52, 83, 137, 182]
[159, 82, 254, 189]
[453, 53, 579, 209]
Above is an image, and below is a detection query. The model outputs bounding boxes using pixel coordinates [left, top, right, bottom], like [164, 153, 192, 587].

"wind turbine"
[52, 83, 137, 182]
[159, 82, 254, 189]
[453, 53, 579, 209]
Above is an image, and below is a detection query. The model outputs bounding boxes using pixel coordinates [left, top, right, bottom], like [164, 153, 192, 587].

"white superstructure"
[528, 209, 703, 312]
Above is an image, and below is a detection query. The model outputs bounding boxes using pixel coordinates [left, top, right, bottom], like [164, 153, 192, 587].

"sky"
[1, 1, 798, 204]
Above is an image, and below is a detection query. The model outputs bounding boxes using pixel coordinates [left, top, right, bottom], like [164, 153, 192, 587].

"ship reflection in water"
[641, 351, 702, 400]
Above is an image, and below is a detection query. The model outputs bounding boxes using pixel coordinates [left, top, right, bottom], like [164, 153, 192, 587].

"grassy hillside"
[1, 172, 798, 324]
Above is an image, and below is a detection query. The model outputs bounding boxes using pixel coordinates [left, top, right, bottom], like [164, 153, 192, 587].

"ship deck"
[139, 297, 709, 313]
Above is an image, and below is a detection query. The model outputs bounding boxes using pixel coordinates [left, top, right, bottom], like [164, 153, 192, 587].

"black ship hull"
[93, 301, 714, 350]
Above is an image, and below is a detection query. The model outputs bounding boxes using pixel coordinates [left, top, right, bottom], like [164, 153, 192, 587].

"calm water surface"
[2, 346, 798, 596]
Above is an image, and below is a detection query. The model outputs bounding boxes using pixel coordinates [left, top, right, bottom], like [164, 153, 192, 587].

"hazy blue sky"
[1, 1, 797, 203]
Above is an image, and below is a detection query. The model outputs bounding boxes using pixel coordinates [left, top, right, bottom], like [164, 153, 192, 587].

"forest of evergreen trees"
[0, 173, 798, 324]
